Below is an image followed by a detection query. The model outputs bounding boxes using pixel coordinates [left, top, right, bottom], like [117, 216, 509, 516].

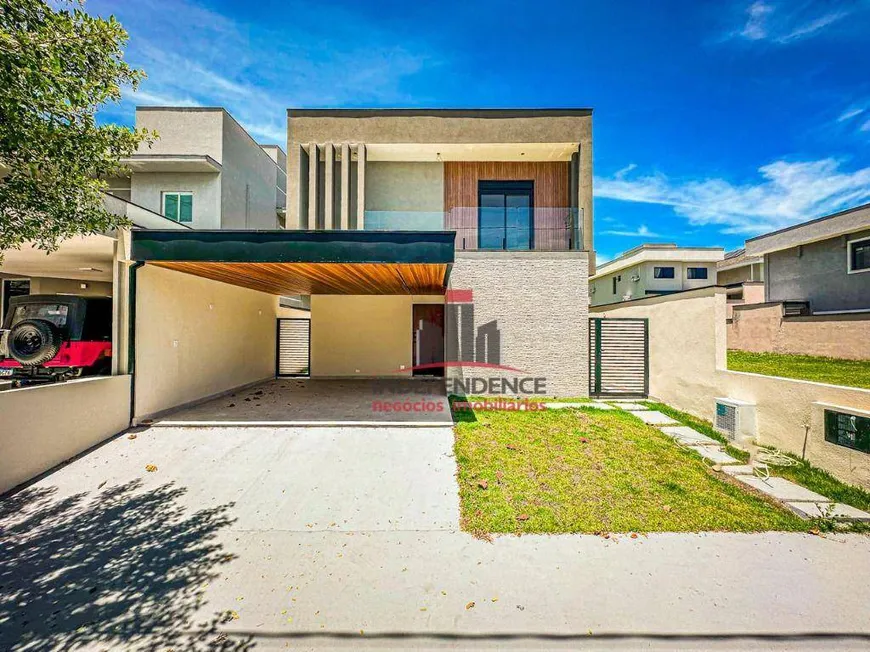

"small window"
[612, 277, 617, 294]
[687, 267, 708, 280]
[162, 192, 193, 223]
[824, 409, 870, 453]
[654, 266, 675, 279]
[848, 238, 870, 273]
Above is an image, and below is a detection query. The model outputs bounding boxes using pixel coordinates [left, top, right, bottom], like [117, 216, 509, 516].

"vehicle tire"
[8, 319, 61, 366]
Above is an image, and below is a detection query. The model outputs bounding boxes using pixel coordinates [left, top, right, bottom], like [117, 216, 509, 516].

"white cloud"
[614, 163, 637, 179]
[740, 1, 775, 40]
[838, 107, 865, 122]
[602, 224, 663, 238]
[860, 119, 870, 133]
[726, 1, 851, 44]
[595, 158, 870, 236]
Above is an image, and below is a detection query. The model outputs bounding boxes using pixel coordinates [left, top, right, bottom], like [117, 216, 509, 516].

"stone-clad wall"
[447, 251, 590, 397]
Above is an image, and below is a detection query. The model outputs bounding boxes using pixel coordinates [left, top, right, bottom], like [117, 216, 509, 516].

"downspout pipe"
[128, 261, 144, 425]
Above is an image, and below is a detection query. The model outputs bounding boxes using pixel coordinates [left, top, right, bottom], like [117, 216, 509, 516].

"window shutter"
[179, 194, 193, 222]
[164, 194, 178, 221]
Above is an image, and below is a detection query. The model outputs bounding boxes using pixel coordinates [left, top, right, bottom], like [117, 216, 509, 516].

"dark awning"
[131, 230, 454, 295]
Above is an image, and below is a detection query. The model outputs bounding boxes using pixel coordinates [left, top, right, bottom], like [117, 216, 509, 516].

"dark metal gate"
[276, 318, 310, 377]
[589, 317, 648, 398]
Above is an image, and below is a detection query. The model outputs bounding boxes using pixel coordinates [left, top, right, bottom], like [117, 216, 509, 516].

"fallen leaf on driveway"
[630, 533, 638, 539]
[127, 434, 137, 440]
[145, 464, 157, 473]
[465, 601, 475, 610]
[98, 481, 107, 489]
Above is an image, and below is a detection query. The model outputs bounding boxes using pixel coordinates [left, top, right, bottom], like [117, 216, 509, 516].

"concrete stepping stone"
[611, 402, 649, 411]
[632, 410, 679, 426]
[544, 402, 614, 410]
[722, 464, 757, 476]
[734, 475, 831, 503]
[660, 426, 721, 447]
[784, 501, 870, 522]
[688, 446, 740, 465]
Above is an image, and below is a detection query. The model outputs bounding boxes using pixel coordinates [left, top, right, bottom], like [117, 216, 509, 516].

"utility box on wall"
[714, 397, 757, 448]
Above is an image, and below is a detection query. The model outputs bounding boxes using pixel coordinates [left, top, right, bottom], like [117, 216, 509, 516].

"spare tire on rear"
[8, 319, 61, 366]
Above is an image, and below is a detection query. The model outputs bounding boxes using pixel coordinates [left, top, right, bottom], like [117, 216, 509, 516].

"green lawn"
[645, 401, 870, 515]
[728, 350, 870, 390]
[451, 401, 805, 535]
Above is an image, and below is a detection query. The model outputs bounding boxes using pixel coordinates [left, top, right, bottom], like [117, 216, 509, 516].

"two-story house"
[107, 107, 286, 229]
[279, 108, 594, 396]
[744, 202, 870, 314]
[589, 244, 724, 307]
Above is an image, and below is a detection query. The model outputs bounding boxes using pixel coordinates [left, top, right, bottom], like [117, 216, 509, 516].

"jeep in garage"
[0, 295, 112, 386]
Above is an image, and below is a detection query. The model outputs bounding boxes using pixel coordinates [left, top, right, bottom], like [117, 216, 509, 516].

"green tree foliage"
[0, 0, 153, 254]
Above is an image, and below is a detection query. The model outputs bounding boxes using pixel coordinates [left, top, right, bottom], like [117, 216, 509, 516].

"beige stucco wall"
[220, 112, 281, 229]
[310, 294, 443, 377]
[130, 172, 222, 229]
[0, 375, 131, 494]
[729, 302, 870, 360]
[135, 108, 224, 161]
[28, 276, 113, 297]
[590, 261, 718, 306]
[365, 162, 444, 219]
[592, 288, 870, 489]
[449, 251, 590, 397]
[134, 265, 278, 420]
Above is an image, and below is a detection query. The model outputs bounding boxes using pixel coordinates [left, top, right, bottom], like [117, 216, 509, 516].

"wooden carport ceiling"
[131, 229, 455, 296]
[150, 261, 447, 295]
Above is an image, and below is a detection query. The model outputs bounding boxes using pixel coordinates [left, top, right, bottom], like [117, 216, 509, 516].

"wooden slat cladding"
[444, 161, 571, 250]
[150, 261, 447, 296]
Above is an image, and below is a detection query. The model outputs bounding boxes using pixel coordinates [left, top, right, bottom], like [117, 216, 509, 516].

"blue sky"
[91, 0, 870, 262]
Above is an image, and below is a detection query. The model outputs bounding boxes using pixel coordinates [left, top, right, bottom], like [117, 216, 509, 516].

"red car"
[0, 295, 112, 386]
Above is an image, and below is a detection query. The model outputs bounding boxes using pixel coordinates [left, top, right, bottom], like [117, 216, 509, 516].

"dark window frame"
[848, 237, 870, 273]
[687, 267, 709, 280]
[612, 277, 617, 294]
[477, 180, 534, 251]
[653, 266, 675, 279]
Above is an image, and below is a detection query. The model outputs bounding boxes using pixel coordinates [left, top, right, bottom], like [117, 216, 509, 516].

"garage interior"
[130, 229, 455, 424]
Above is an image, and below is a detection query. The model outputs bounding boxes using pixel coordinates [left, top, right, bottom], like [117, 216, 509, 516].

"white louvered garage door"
[277, 319, 310, 377]
[589, 318, 648, 398]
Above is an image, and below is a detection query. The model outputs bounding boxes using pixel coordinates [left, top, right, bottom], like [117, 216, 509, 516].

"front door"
[478, 180, 534, 250]
[412, 304, 444, 376]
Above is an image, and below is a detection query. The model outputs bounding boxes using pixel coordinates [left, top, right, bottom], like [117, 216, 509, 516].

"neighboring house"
[729, 202, 870, 360]
[106, 107, 286, 229]
[717, 248, 765, 319]
[744, 202, 870, 315]
[589, 244, 724, 307]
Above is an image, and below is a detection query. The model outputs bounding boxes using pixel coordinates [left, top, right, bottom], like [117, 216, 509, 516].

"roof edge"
[286, 108, 593, 118]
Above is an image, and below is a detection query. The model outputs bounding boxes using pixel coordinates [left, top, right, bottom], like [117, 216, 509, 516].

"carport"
[129, 229, 455, 424]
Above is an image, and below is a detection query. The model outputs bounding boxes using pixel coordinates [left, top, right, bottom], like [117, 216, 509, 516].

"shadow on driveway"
[0, 481, 251, 651]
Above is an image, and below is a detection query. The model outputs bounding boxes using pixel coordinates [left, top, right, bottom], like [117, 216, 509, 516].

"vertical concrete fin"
[307, 143, 319, 230]
[356, 143, 366, 230]
[324, 143, 335, 229]
[340, 143, 350, 230]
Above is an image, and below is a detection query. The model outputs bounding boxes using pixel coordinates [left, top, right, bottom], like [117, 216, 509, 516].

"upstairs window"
[162, 192, 193, 223]
[848, 237, 870, 273]
[653, 266, 675, 279]
[687, 267, 708, 280]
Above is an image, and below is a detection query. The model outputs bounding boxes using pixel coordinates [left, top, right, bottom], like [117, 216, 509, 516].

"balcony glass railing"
[363, 208, 584, 251]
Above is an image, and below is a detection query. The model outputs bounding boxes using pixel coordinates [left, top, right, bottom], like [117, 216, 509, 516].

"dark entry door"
[478, 181, 533, 250]
[412, 304, 445, 376]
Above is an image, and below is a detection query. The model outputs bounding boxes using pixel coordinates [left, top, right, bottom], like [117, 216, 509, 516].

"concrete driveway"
[2, 401, 870, 650]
